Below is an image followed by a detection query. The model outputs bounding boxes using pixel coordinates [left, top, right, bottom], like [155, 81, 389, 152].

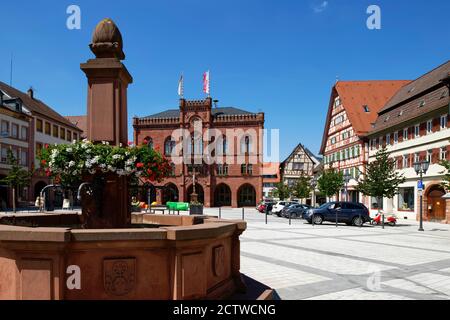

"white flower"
[112, 154, 122, 160]
[66, 148, 73, 153]
[68, 161, 76, 168]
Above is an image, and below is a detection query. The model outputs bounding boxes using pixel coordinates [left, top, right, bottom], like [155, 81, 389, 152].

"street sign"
[417, 181, 425, 191]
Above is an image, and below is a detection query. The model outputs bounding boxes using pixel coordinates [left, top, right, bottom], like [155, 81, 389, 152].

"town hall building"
[133, 97, 265, 207]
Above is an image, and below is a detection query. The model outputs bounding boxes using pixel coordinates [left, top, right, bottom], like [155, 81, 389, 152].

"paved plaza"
[203, 207, 450, 300]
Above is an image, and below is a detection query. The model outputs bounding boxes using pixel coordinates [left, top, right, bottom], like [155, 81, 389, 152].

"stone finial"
[89, 18, 125, 60]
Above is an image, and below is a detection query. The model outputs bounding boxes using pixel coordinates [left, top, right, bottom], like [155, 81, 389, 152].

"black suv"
[303, 202, 370, 227]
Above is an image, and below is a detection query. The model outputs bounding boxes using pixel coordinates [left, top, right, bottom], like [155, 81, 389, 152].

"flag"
[203, 70, 210, 96]
[178, 74, 184, 97]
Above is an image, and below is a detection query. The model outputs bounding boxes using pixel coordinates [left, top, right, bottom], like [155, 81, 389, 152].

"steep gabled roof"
[0, 81, 81, 131]
[282, 143, 320, 167]
[319, 80, 410, 154]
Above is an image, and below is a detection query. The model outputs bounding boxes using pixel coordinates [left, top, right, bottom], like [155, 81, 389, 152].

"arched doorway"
[139, 183, 156, 204]
[34, 181, 47, 198]
[214, 184, 231, 207]
[186, 184, 204, 204]
[427, 185, 446, 221]
[162, 183, 179, 204]
[238, 184, 256, 207]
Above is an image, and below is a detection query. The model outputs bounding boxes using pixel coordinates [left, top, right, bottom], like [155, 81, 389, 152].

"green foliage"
[0, 149, 32, 189]
[0, 149, 33, 212]
[357, 147, 405, 201]
[440, 160, 450, 192]
[273, 182, 291, 200]
[317, 166, 344, 198]
[292, 175, 311, 200]
[39, 140, 172, 187]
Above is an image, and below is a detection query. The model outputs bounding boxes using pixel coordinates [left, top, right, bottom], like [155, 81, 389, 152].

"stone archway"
[237, 184, 256, 207]
[139, 183, 156, 204]
[186, 184, 204, 204]
[162, 183, 179, 204]
[426, 184, 446, 222]
[214, 184, 231, 207]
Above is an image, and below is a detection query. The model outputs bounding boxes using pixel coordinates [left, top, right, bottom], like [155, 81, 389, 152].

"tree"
[273, 182, 291, 200]
[292, 175, 311, 203]
[317, 166, 344, 202]
[440, 160, 450, 192]
[0, 149, 33, 213]
[356, 147, 405, 217]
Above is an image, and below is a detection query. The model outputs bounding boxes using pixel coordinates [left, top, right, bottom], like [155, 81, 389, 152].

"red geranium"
[136, 162, 144, 168]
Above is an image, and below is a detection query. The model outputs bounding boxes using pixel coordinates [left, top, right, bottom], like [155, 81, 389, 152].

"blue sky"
[0, 0, 449, 160]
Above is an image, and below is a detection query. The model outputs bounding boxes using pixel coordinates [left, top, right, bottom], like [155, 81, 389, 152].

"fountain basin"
[0, 214, 246, 300]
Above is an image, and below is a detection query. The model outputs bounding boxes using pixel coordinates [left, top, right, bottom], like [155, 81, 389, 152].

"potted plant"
[189, 200, 204, 215]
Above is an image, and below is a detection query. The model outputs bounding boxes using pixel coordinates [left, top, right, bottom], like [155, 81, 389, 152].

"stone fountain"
[0, 18, 246, 300]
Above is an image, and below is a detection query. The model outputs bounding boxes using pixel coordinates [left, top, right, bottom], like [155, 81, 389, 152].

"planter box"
[189, 205, 204, 215]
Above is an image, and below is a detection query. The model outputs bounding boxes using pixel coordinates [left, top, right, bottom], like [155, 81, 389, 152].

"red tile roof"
[320, 80, 411, 154]
[0, 81, 82, 131]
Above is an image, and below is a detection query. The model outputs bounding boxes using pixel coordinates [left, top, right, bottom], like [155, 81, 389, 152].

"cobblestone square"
[204, 208, 450, 300]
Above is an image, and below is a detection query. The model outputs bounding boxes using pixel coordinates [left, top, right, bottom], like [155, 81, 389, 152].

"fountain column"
[80, 18, 133, 228]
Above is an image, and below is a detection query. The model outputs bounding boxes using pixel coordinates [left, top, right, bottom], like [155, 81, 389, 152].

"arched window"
[240, 136, 251, 154]
[164, 137, 176, 156]
[222, 136, 228, 154]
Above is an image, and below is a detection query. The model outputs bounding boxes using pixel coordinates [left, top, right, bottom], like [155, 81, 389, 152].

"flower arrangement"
[39, 139, 172, 185]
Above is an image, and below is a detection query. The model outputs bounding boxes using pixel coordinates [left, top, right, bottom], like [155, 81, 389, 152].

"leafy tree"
[273, 182, 291, 200]
[440, 160, 450, 192]
[317, 166, 344, 202]
[357, 147, 405, 216]
[0, 149, 33, 213]
[292, 175, 311, 203]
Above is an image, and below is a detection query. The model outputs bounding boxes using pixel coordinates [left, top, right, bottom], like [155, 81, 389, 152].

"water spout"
[39, 185, 61, 212]
[77, 182, 93, 201]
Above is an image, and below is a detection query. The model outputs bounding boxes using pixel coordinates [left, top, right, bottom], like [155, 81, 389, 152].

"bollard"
[242, 207, 245, 220]
[312, 212, 315, 227]
[219, 207, 222, 219]
[336, 211, 338, 228]
[265, 207, 268, 225]
[289, 211, 292, 226]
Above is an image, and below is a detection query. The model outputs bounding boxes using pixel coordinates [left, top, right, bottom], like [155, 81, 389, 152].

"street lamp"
[344, 173, 352, 202]
[413, 160, 430, 232]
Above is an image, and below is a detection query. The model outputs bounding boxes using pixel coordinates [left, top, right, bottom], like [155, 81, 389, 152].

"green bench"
[166, 202, 189, 215]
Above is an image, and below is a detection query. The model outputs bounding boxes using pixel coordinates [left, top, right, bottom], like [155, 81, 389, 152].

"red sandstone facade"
[133, 97, 265, 207]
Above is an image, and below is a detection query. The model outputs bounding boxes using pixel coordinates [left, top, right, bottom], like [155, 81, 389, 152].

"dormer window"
[440, 90, 448, 99]
[398, 110, 404, 117]
[419, 100, 426, 108]
[363, 105, 370, 113]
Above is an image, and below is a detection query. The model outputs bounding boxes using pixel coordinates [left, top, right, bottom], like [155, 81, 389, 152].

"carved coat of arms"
[104, 258, 136, 296]
[213, 246, 225, 277]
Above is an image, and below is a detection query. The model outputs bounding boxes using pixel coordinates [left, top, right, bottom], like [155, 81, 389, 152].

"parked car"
[256, 201, 275, 213]
[272, 201, 297, 217]
[282, 204, 312, 219]
[303, 202, 370, 227]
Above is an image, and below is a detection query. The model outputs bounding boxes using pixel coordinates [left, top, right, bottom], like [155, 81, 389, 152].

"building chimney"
[27, 87, 34, 99]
